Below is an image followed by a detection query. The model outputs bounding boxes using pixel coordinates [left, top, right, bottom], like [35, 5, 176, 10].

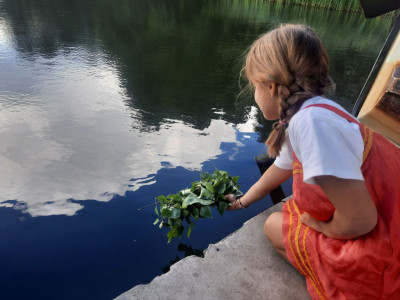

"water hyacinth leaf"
[191, 207, 199, 219]
[180, 189, 192, 196]
[182, 209, 189, 218]
[231, 176, 239, 184]
[200, 172, 212, 181]
[214, 180, 225, 194]
[177, 225, 184, 237]
[157, 195, 167, 203]
[200, 206, 212, 218]
[153, 218, 160, 225]
[170, 208, 181, 219]
[161, 208, 172, 218]
[170, 194, 183, 203]
[190, 181, 196, 188]
[204, 182, 214, 193]
[188, 218, 195, 228]
[154, 205, 159, 216]
[167, 230, 175, 243]
[234, 189, 243, 198]
[162, 222, 170, 228]
[168, 224, 180, 241]
[155, 169, 242, 241]
[182, 193, 214, 208]
[224, 179, 233, 190]
[190, 182, 199, 193]
[200, 187, 214, 200]
[213, 179, 220, 189]
[225, 185, 233, 194]
[169, 225, 183, 242]
[217, 169, 228, 178]
[217, 202, 228, 216]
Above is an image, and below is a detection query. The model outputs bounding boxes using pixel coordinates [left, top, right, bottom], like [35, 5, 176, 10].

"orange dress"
[282, 104, 400, 299]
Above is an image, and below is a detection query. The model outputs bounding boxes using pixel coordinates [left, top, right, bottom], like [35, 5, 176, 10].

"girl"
[227, 24, 400, 299]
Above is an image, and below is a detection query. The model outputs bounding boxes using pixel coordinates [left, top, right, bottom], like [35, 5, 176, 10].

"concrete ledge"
[116, 202, 310, 300]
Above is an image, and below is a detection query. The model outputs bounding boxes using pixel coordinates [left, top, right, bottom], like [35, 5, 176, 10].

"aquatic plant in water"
[154, 169, 243, 243]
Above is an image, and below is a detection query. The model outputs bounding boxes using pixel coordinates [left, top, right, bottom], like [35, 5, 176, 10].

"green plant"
[154, 169, 243, 243]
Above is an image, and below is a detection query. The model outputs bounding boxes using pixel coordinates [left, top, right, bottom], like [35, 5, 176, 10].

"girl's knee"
[264, 212, 283, 243]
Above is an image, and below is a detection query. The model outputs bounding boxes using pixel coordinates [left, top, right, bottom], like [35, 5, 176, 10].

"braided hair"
[245, 24, 335, 158]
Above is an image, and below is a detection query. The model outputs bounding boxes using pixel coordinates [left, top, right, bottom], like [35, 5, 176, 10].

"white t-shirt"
[274, 97, 365, 185]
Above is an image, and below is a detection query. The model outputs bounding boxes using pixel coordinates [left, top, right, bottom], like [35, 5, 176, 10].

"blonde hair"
[245, 24, 335, 158]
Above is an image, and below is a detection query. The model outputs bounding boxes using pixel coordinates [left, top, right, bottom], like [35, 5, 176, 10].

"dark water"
[0, 0, 393, 299]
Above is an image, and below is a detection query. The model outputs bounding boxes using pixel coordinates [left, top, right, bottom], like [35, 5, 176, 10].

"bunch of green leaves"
[153, 169, 243, 243]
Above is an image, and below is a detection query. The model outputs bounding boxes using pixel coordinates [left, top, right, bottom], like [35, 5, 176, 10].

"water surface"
[0, 0, 393, 299]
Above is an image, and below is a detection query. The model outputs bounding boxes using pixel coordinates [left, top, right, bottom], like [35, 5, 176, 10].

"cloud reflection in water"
[0, 46, 257, 217]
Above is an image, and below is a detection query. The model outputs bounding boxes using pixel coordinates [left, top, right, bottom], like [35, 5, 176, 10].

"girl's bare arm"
[227, 164, 292, 210]
[301, 176, 378, 239]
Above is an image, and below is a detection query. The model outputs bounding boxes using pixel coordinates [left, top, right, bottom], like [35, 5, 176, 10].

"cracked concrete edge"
[115, 202, 310, 300]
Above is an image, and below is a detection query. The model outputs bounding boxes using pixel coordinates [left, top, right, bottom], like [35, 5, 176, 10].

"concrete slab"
[116, 202, 310, 300]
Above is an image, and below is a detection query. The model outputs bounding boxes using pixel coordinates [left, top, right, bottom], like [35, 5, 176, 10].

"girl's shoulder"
[287, 97, 365, 184]
[288, 96, 362, 156]
[289, 97, 357, 132]
[288, 96, 360, 140]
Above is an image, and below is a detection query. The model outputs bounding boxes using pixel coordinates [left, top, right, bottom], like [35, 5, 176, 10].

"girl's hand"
[301, 176, 377, 239]
[225, 194, 244, 210]
[300, 213, 325, 234]
[226, 164, 292, 211]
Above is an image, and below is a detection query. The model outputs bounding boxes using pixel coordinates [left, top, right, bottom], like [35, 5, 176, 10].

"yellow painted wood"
[358, 31, 400, 146]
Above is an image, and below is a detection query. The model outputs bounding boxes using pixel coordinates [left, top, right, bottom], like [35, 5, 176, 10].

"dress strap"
[301, 103, 360, 125]
[302, 103, 373, 163]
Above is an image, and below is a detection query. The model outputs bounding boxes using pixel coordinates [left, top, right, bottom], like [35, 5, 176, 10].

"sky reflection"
[0, 38, 257, 217]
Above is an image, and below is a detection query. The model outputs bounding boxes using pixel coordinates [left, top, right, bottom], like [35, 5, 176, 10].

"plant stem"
[138, 202, 157, 210]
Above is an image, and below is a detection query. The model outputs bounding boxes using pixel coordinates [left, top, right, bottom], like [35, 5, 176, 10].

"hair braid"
[245, 24, 335, 158]
[266, 83, 313, 157]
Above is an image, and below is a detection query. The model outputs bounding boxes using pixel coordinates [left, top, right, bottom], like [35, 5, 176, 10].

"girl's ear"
[269, 83, 278, 98]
